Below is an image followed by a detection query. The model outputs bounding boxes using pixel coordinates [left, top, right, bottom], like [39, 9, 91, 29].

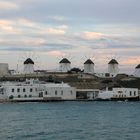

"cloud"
[83, 32, 105, 40]
[121, 57, 140, 66]
[0, 37, 46, 47]
[0, 18, 70, 48]
[0, 19, 22, 35]
[0, 0, 140, 24]
[47, 51, 66, 57]
[16, 19, 38, 28]
[11, 0, 139, 24]
[1, 19, 138, 57]
[40, 25, 68, 35]
[0, 1, 18, 10]
[0, 19, 68, 36]
[43, 28, 66, 35]
[49, 16, 65, 21]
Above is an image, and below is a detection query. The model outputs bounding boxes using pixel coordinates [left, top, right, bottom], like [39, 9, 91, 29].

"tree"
[70, 67, 82, 73]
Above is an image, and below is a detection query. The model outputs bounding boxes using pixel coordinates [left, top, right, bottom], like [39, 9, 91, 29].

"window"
[24, 95, 27, 98]
[61, 90, 63, 95]
[18, 95, 21, 98]
[94, 93, 98, 98]
[105, 73, 110, 77]
[30, 88, 33, 92]
[39, 92, 43, 97]
[134, 91, 136, 96]
[12, 89, 14, 92]
[130, 91, 132, 96]
[45, 91, 48, 95]
[23, 88, 26, 92]
[29, 95, 32, 97]
[17, 88, 20, 92]
[55, 91, 57, 95]
[9, 95, 14, 99]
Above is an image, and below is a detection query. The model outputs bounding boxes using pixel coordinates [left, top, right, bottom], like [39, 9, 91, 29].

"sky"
[0, 0, 140, 73]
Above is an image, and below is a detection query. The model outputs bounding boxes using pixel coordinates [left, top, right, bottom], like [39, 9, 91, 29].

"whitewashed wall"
[24, 64, 34, 74]
[108, 64, 119, 74]
[59, 63, 71, 72]
[84, 64, 94, 73]
[0, 63, 9, 76]
[134, 69, 140, 77]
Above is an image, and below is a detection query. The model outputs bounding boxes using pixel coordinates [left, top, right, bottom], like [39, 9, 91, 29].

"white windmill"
[57, 53, 72, 72]
[134, 63, 140, 77]
[108, 59, 119, 75]
[23, 58, 34, 74]
[105, 53, 120, 77]
[83, 53, 95, 74]
[59, 58, 71, 72]
[84, 59, 94, 74]
[17, 52, 41, 74]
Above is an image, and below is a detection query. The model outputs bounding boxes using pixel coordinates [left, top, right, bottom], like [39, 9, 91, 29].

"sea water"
[0, 101, 140, 140]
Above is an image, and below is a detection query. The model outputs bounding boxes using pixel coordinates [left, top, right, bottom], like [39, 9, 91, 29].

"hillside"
[0, 73, 139, 89]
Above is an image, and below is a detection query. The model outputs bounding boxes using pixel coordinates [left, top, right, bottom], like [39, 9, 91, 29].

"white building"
[84, 59, 94, 74]
[94, 73, 117, 78]
[108, 59, 119, 75]
[134, 64, 140, 78]
[98, 88, 139, 101]
[23, 58, 34, 74]
[43, 83, 76, 100]
[0, 79, 76, 101]
[0, 63, 9, 76]
[59, 58, 71, 72]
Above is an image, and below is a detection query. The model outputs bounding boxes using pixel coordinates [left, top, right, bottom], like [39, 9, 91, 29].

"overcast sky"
[0, 0, 140, 73]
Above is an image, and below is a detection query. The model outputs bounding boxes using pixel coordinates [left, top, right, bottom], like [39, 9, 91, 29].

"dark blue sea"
[0, 101, 140, 140]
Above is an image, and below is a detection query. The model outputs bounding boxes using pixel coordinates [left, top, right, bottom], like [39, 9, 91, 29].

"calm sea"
[0, 101, 140, 140]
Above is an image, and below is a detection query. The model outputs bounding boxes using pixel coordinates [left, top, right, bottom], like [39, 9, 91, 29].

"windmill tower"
[108, 59, 119, 74]
[134, 64, 140, 77]
[84, 59, 94, 74]
[16, 52, 41, 74]
[23, 58, 34, 74]
[59, 58, 71, 72]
